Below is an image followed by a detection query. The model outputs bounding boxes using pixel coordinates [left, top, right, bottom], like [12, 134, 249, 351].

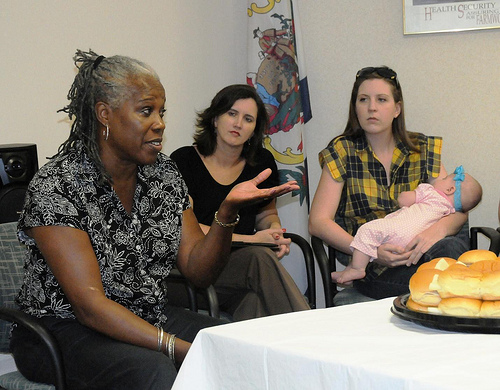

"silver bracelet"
[214, 211, 240, 228]
[157, 327, 164, 352]
[171, 335, 176, 365]
[168, 334, 176, 364]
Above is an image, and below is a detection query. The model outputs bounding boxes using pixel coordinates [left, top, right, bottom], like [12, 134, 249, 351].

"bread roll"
[480, 300, 500, 318]
[409, 268, 442, 306]
[457, 249, 498, 266]
[469, 260, 500, 273]
[480, 270, 500, 300]
[405, 249, 500, 317]
[417, 257, 456, 272]
[406, 297, 441, 314]
[437, 263, 483, 299]
[438, 297, 482, 317]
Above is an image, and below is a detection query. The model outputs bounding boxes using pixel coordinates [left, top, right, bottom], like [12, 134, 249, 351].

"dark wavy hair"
[334, 66, 419, 152]
[193, 84, 269, 166]
[55, 49, 160, 182]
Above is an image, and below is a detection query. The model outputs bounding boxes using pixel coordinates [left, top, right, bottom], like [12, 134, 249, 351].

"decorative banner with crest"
[246, 0, 312, 250]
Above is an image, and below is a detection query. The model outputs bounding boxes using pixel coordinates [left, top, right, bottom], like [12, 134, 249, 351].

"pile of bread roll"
[408, 249, 500, 317]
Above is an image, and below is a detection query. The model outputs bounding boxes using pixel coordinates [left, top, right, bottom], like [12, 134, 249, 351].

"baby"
[331, 166, 482, 284]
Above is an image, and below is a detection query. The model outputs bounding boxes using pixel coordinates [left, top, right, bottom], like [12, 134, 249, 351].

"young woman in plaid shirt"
[309, 66, 469, 300]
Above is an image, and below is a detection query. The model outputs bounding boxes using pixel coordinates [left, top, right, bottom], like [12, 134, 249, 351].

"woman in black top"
[171, 84, 310, 321]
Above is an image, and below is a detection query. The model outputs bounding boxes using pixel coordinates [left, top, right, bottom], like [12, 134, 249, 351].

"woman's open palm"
[225, 168, 299, 209]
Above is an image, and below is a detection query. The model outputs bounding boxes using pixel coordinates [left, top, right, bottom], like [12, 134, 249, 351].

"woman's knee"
[92, 348, 176, 390]
[122, 350, 176, 389]
[244, 247, 280, 268]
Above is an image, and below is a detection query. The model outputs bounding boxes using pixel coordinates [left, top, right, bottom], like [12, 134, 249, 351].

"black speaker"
[0, 143, 38, 223]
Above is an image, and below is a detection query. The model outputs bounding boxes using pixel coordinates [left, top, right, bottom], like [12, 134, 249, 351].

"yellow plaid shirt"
[319, 132, 442, 236]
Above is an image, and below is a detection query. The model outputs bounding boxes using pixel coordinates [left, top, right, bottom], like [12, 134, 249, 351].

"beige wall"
[0, 0, 247, 163]
[300, 0, 500, 234]
[3, 0, 497, 229]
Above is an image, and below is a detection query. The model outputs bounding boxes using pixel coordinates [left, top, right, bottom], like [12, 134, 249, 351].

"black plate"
[391, 294, 500, 334]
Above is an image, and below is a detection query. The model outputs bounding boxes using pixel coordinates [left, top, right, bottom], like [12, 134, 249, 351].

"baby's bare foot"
[331, 267, 366, 284]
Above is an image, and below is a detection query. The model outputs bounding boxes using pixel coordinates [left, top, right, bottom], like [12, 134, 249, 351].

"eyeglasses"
[356, 67, 398, 83]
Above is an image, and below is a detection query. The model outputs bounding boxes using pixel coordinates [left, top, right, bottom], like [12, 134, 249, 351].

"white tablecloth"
[173, 297, 500, 390]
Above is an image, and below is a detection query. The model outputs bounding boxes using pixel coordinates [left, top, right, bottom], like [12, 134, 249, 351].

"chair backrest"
[310, 236, 337, 308]
[470, 226, 500, 254]
[0, 221, 25, 352]
[164, 269, 221, 318]
[284, 232, 316, 309]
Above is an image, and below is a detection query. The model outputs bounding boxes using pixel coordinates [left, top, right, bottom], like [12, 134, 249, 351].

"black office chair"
[164, 268, 220, 318]
[312, 223, 500, 308]
[0, 221, 64, 389]
[471, 226, 500, 254]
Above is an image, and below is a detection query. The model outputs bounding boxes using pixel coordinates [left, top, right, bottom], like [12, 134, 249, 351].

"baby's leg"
[331, 249, 369, 284]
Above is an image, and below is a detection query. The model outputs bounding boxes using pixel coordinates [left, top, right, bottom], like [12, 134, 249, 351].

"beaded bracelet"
[214, 211, 240, 228]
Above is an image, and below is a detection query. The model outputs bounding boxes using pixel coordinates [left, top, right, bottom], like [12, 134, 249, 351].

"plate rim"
[391, 293, 500, 333]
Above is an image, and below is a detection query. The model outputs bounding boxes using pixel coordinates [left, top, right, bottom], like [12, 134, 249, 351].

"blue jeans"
[354, 232, 469, 300]
[10, 305, 227, 389]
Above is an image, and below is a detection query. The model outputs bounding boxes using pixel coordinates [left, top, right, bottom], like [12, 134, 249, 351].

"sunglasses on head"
[356, 67, 398, 83]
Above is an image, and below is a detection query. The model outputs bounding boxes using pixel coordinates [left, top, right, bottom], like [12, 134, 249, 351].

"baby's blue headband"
[453, 165, 464, 212]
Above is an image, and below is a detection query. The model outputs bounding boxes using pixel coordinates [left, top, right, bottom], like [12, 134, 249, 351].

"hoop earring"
[103, 125, 109, 141]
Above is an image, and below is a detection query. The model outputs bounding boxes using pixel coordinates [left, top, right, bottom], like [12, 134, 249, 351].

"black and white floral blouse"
[16, 142, 190, 327]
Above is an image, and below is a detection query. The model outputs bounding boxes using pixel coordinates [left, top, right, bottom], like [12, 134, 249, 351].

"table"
[173, 297, 500, 390]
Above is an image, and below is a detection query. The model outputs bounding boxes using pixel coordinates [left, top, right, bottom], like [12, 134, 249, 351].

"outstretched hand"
[223, 168, 299, 212]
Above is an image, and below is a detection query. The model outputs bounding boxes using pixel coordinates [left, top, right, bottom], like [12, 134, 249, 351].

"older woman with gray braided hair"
[9, 49, 298, 389]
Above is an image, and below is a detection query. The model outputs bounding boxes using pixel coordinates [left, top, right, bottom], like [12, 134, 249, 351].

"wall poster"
[404, 0, 500, 34]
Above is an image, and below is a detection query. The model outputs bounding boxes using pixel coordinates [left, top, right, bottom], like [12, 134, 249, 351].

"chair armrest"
[167, 268, 198, 312]
[0, 307, 66, 390]
[311, 236, 335, 308]
[470, 226, 500, 255]
[204, 285, 220, 319]
[284, 232, 316, 309]
[166, 269, 220, 318]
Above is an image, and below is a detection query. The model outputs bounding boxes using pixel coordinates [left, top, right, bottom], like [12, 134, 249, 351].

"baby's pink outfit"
[350, 183, 455, 260]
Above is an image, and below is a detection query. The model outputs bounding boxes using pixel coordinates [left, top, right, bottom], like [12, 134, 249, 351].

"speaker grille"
[0, 143, 38, 223]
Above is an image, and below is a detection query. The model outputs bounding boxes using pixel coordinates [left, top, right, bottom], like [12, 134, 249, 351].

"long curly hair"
[55, 49, 160, 182]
